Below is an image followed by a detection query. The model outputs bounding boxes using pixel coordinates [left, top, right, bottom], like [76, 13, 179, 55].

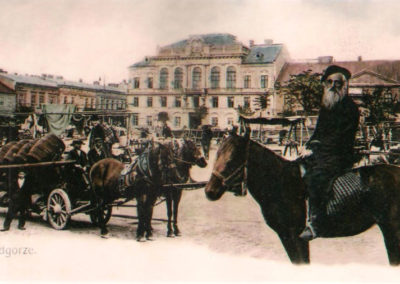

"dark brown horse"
[163, 139, 207, 237]
[205, 131, 400, 265]
[90, 139, 206, 240]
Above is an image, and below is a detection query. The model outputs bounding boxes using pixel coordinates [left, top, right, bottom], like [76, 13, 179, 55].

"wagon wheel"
[47, 188, 71, 230]
[89, 206, 112, 226]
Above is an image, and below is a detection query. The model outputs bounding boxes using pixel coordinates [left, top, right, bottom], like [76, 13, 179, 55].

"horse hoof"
[136, 236, 145, 242]
[101, 233, 110, 239]
[174, 231, 181, 237]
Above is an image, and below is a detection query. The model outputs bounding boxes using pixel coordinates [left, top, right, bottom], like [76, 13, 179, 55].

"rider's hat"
[321, 65, 351, 82]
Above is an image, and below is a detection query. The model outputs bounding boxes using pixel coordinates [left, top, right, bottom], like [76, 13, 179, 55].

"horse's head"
[180, 138, 207, 168]
[205, 130, 249, 200]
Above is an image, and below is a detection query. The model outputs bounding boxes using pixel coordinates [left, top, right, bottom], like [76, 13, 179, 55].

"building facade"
[0, 72, 127, 112]
[127, 33, 290, 130]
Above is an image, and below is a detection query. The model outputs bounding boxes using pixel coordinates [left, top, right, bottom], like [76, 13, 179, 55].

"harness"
[211, 137, 250, 195]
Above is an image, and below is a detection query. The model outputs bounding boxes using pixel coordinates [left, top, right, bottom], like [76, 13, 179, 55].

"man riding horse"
[300, 65, 360, 241]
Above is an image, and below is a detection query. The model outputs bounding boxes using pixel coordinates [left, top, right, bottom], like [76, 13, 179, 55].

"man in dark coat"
[88, 138, 107, 167]
[67, 139, 90, 189]
[201, 125, 213, 159]
[2, 171, 31, 231]
[162, 123, 173, 138]
[300, 65, 360, 241]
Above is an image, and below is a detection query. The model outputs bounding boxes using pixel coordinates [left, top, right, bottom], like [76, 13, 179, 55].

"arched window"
[210, 67, 220, 89]
[192, 67, 202, 89]
[226, 66, 236, 89]
[174, 67, 183, 89]
[159, 68, 169, 89]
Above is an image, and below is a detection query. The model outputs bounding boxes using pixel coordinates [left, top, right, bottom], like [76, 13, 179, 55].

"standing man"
[162, 123, 173, 139]
[201, 125, 213, 160]
[300, 65, 360, 241]
[2, 171, 30, 231]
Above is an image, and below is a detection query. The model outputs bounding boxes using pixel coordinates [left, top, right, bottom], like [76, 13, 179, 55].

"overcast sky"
[0, 0, 399, 83]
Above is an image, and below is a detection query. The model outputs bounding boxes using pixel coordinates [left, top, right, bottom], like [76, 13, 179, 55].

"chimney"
[358, 56, 362, 62]
[79, 78, 83, 83]
[317, 56, 334, 64]
[264, 39, 273, 45]
[56, 76, 64, 80]
[93, 81, 100, 85]
[249, 40, 254, 47]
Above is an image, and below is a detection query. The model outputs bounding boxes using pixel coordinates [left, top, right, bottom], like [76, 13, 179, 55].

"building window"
[147, 77, 153, 89]
[39, 93, 45, 105]
[384, 90, 393, 103]
[193, 96, 199, 108]
[132, 114, 139, 126]
[91, 98, 95, 108]
[174, 116, 181, 127]
[147, 96, 153, 107]
[31, 93, 37, 106]
[134, 77, 140, 89]
[159, 68, 169, 89]
[84, 98, 88, 108]
[146, 116, 152, 126]
[211, 96, 218, 108]
[261, 75, 268, 88]
[174, 68, 183, 89]
[244, 75, 251, 88]
[132, 97, 139, 107]
[244, 97, 250, 108]
[17, 94, 25, 106]
[175, 96, 181, 107]
[211, 67, 220, 89]
[160, 96, 167, 107]
[63, 96, 67, 104]
[227, 117, 234, 125]
[226, 66, 236, 89]
[192, 67, 201, 89]
[227, 96, 234, 108]
[211, 117, 218, 127]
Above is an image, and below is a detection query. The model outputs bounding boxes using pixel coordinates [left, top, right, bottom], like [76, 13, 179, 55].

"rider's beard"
[322, 89, 343, 109]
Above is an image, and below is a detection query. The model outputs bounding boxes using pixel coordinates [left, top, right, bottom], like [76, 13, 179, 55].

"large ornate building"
[127, 33, 290, 130]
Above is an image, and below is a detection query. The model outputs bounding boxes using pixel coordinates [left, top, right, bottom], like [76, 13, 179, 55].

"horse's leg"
[378, 222, 400, 265]
[172, 188, 183, 236]
[95, 197, 108, 237]
[136, 193, 146, 242]
[165, 190, 174, 237]
[145, 191, 158, 240]
[277, 231, 310, 264]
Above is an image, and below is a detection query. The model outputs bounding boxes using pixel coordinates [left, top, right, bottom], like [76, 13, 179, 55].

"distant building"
[127, 33, 290, 130]
[0, 71, 127, 112]
[0, 81, 16, 116]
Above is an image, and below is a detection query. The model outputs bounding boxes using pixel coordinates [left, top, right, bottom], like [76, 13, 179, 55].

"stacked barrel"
[0, 134, 65, 164]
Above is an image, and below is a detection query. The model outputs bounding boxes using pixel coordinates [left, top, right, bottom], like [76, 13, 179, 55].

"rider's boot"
[299, 200, 326, 241]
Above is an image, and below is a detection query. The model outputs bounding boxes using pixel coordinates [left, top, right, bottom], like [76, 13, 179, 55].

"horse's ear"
[244, 126, 251, 140]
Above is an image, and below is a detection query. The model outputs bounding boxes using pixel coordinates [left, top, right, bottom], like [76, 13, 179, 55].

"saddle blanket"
[326, 171, 368, 216]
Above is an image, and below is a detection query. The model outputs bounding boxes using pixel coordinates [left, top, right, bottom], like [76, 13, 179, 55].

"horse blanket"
[326, 171, 369, 216]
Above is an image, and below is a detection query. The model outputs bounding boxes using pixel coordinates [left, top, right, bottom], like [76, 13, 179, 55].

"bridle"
[211, 136, 250, 195]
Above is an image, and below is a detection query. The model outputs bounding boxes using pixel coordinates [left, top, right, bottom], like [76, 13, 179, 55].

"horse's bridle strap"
[212, 163, 245, 186]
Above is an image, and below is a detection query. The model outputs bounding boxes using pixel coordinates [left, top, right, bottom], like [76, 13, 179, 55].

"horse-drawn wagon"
[0, 134, 109, 230]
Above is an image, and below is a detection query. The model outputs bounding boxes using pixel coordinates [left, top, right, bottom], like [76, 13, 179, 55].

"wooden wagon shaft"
[0, 160, 76, 169]
[359, 150, 400, 156]
[162, 181, 207, 189]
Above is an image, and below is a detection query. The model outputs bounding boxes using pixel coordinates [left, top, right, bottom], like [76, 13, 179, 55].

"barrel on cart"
[0, 134, 109, 230]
